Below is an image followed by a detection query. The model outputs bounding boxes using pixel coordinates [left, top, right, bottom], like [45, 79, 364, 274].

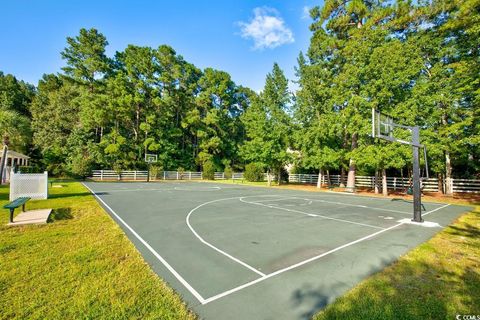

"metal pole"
[0, 144, 8, 185]
[412, 126, 423, 222]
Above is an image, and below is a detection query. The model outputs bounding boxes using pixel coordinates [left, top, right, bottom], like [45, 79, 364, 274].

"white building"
[0, 150, 30, 183]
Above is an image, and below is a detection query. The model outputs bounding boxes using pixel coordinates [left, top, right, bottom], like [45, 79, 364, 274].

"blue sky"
[0, 0, 323, 92]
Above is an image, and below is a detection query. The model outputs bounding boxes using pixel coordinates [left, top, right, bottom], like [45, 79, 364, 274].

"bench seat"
[3, 197, 31, 223]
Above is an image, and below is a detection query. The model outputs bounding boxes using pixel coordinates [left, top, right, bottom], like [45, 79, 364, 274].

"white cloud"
[238, 7, 294, 50]
[302, 6, 311, 20]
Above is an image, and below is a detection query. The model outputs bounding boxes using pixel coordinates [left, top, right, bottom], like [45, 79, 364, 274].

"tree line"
[0, 0, 478, 192]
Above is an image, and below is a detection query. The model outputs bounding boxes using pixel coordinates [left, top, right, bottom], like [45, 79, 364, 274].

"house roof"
[0, 150, 30, 159]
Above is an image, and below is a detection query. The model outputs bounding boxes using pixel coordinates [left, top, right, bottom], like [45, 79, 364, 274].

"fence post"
[177, 171, 179, 180]
[163, 171, 166, 180]
[134, 171, 137, 181]
[189, 172, 192, 180]
[201, 172, 203, 179]
[393, 177, 396, 191]
[44, 171, 49, 198]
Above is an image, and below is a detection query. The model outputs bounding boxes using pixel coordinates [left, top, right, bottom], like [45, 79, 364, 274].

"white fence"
[452, 179, 480, 193]
[91, 170, 252, 181]
[10, 171, 48, 200]
[289, 173, 479, 193]
[90, 170, 479, 193]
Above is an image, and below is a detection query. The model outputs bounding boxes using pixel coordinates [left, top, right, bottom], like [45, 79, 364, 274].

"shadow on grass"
[48, 192, 91, 199]
[446, 221, 480, 239]
[49, 208, 73, 221]
[307, 229, 480, 319]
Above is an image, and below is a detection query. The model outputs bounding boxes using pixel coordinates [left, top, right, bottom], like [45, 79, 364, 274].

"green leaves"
[241, 64, 292, 174]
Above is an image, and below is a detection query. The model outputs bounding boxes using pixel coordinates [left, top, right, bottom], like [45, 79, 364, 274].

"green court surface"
[83, 181, 470, 320]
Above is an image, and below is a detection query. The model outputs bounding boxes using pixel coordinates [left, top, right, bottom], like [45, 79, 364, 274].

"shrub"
[244, 163, 264, 182]
[202, 161, 215, 180]
[177, 166, 185, 179]
[150, 165, 163, 179]
[224, 166, 233, 179]
[68, 155, 93, 180]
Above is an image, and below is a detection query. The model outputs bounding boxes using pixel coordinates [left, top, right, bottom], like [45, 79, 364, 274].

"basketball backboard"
[145, 154, 158, 164]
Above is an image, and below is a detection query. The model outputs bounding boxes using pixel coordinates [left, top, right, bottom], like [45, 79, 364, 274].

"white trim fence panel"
[10, 171, 48, 200]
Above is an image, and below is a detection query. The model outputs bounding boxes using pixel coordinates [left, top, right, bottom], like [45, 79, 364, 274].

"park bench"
[3, 197, 30, 223]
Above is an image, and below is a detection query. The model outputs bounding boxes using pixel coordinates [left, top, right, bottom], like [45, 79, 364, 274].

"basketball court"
[83, 181, 470, 320]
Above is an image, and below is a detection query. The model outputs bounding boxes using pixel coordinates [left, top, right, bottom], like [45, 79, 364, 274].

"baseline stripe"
[423, 203, 450, 216]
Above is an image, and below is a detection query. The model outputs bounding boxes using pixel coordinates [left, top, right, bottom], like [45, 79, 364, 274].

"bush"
[177, 166, 185, 180]
[244, 163, 264, 182]
[224, 166, 233, 179]
[202, 161, 215, 180]
[68, 155, 93, 180]
[150, 165, 163, 179]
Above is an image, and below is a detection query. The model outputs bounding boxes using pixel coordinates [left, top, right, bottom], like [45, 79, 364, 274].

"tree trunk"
[277, 169, 281, 186]
[267, 170, 272, 187]
[317, 169, 323, 188]
[374, 170, 380, 194]
[382, 168, 388, 196]
[438, 173, 444, 194]
[326, 170, 331, 186]
[442, 112, 453, 195]
[445, 151, 453, 195]
[135, 105, 140, 141]
[340, 130, 348, 187]
[346, 133, 358, 191]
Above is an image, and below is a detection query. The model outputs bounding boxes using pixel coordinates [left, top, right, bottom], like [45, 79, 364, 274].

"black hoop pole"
[412, 126, 423, 222]
[147, 162, 150, 183]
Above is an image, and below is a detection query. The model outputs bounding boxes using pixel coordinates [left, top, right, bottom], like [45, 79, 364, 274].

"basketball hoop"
[144, 154, 157, 182]
[372, 108, 428, 223]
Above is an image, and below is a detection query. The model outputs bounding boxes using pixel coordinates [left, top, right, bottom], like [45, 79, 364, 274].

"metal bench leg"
[9, 209, 14, 223]
[22, 203, 26, 212]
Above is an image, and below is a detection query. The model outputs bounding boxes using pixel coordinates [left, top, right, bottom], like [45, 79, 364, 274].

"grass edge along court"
[0, 180, 478, 319]
[0, 182, 196, 320]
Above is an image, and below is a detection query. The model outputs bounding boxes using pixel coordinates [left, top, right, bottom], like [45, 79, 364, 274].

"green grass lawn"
[0, 182, 195, 320]
[313, 204, 480, 320]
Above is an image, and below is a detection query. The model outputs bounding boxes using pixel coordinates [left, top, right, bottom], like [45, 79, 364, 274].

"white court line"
[203, 221, 405, 304]
[423, 203, 450, 216]
[321, 189, 450, 205]
[308, 198, 410, 215]
[175, 186, 221, 191]
[249, 195, 413, 215]
[240, 198, 386, 230]
[248, 196, 300, 203]
[98, 188, 170, 193]
[186, 198, 266, 277]
[202, 203, 451, 304]
[82, 183, 207, 304]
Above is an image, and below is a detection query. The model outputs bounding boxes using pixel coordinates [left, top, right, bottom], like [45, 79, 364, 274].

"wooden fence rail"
[90, 170, 479, 193]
